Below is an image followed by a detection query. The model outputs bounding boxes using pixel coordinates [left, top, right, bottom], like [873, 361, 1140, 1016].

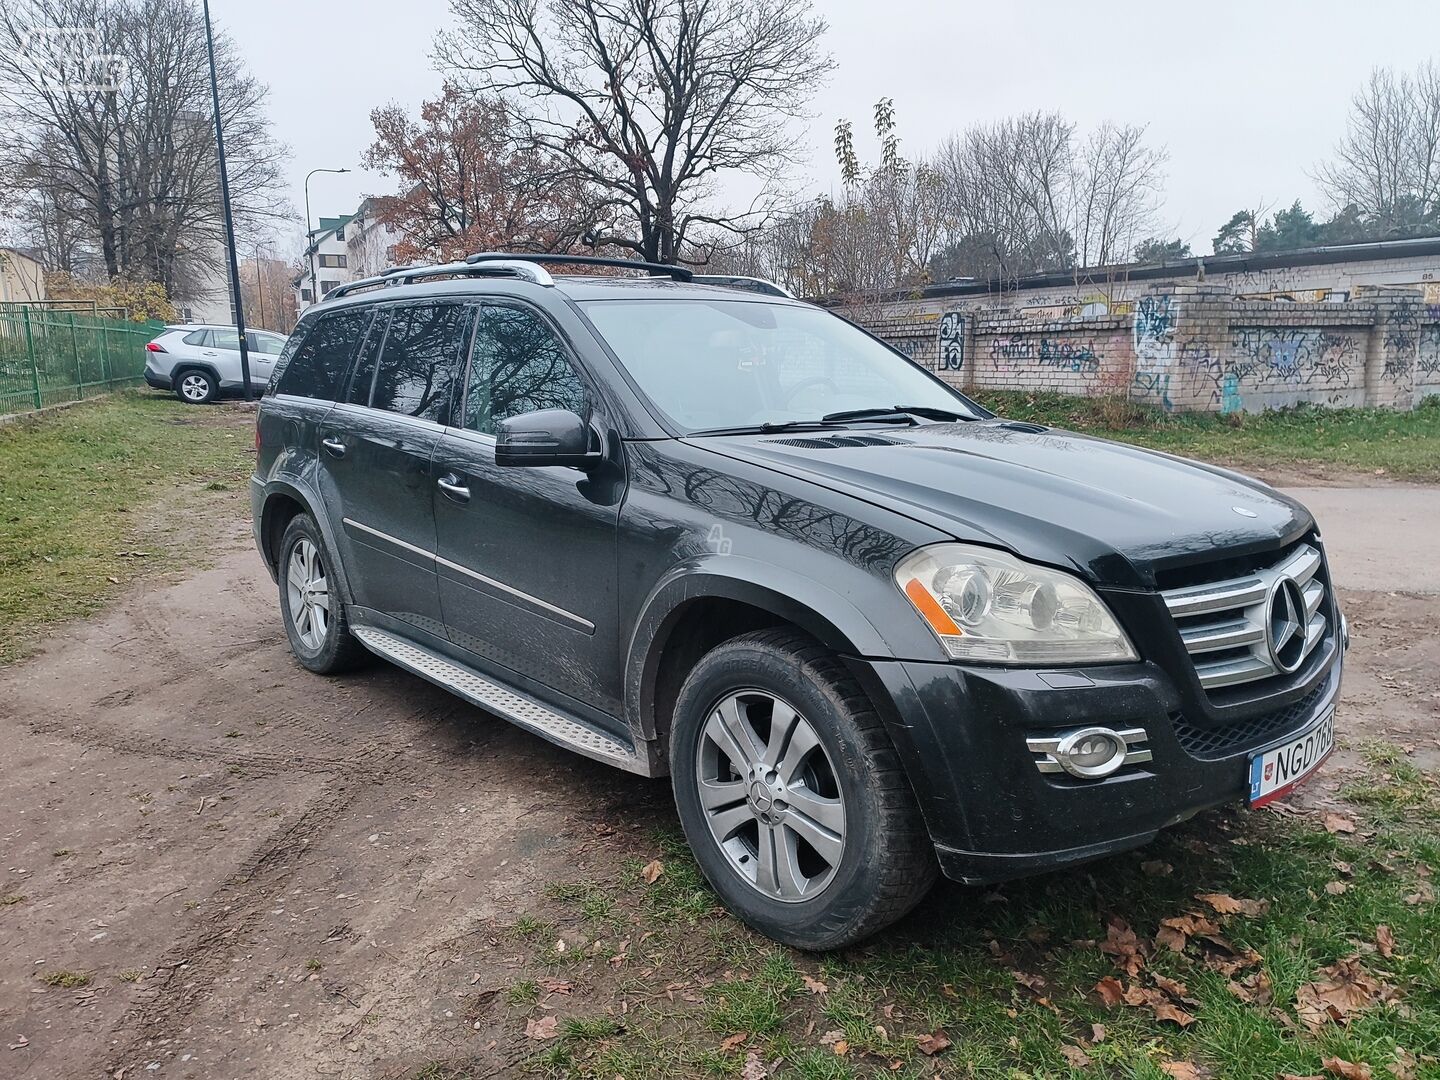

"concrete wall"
[846, 284, 1440, 413]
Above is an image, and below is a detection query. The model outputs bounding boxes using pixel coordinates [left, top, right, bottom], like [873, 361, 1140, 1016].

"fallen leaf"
[1093, 976, 1125, 1006]
[540, 978, 573, 995]
[916, 1030, 952, 1056]
[801, 974, 828, 995]
[1323, 1057, 1373, 1079]
[1227, 969, 1273, 1005]
[1155, 912, 1223, 953]
[1152, 1000, 1197, 1027]
[1325, 881, 1349, 895]
[818, 1029, 845, 1047]
[1142, 860, 1174, 877]
[1159, 1063, 1213, 1080]
[1151, 973, 1199, 1005]
[524, 1014, 559, 1040]
[1122, 982, 1196, 1026]
[1061, 1044, 1092, 1068]
[6, 1035, 28, 1051]
[1011, 970, 1048, 994]
[1324, 813, 1357, 835]
[1090, 1023, 1106, 1043]
[1389, 1047, 1418, 1080]
[831, 1040, 850, 1056]
[1375, 925, 1395, 959]
[719, 1032, 748, 1053]
[1100, 915, 1147, 977]
[1196, 892, 1270, 918]
[1403, 882, 1434, 906]
[640, 859, 664, 884]
[1295, 956, 1397, 1032]
[741, 1049, 770, 1080]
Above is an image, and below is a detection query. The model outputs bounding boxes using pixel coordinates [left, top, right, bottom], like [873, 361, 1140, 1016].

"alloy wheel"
[180, 374, 210, 401]
[695, 690, 846, 902]
[285, 537, 331, 651]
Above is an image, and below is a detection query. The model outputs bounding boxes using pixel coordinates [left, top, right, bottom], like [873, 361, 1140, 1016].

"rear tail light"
[146, 341, 166, 352]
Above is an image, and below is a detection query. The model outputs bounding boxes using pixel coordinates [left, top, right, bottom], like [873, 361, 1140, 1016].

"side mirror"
[495, 408, 603, 470]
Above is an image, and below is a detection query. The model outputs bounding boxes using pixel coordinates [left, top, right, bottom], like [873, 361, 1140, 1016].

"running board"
[351, 626, 646, 774]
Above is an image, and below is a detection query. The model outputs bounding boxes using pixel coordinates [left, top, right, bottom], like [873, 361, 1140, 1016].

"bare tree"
[435, 0, 833, 264]
[0, 0, 288, 305]
[1317, 62, 1440, 235]
[1069, 122, 1166, 266]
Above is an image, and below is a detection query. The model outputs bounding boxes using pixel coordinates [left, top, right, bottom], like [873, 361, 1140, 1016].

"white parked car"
[144, 325, 289, 403]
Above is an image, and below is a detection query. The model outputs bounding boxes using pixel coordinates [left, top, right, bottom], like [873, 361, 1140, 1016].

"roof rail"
[690, 274, 795, 299]
[326, 259, 555, 300]
[464, 251, 694, 282]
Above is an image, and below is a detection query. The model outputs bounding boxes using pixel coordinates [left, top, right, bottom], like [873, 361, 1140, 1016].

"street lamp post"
[202, 0, 253, 400]
[304, 167, 350, 311]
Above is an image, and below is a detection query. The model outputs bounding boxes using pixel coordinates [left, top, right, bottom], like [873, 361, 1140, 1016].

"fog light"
[1026, 726, 1151, 779]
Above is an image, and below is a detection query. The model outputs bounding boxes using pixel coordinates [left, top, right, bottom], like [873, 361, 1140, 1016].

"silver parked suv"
[144, 324, 288, 403]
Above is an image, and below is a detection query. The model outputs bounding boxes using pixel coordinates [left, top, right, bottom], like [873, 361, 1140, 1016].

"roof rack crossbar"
[464, 251, 694, 282]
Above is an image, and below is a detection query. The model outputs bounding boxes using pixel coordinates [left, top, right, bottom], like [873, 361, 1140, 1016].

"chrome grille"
[1162, 542, 1328, 692]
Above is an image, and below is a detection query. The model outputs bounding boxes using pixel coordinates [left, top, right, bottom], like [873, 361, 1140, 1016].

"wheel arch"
[625, 560, 888, 757]
[169, 361, 222, 387]
[257, 480, 356, 606]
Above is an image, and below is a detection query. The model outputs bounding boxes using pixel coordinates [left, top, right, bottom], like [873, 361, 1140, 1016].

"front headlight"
[895, 543, 1138, 664]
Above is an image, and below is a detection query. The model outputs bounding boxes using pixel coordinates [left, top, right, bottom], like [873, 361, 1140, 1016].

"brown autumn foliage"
[363, 84, 592, 266]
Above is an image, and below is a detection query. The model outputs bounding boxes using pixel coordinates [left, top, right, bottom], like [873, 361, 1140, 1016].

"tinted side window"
[370, 303, 470, 422]
[183, 329, 208, 346]
[273, 309, 373, 401]
[463, 306, 589, 435]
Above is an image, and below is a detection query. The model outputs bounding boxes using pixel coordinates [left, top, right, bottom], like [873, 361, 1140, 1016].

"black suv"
[252, 254, 1346, 949]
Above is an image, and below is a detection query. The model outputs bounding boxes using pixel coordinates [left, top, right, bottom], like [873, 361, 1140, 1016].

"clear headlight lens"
[895, 543, 1138, 664]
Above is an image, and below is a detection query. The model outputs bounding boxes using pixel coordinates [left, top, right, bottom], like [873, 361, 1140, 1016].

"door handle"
[437, 474, 471, 502]
[321, 437, 347, 458]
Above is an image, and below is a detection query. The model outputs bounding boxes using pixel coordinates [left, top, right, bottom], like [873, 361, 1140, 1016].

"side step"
[352, 626, 646, 774]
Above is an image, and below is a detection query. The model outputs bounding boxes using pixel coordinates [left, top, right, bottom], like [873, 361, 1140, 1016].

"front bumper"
[852, 629, 1344, 885]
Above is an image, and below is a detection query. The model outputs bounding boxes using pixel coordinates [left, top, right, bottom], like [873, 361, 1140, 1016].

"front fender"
[624, 554, 891, 740]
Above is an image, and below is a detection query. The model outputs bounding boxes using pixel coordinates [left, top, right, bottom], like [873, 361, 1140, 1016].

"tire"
[670, 628, 937, 950]
[174, 368, 216, 404]
[277, 514, 368, 674]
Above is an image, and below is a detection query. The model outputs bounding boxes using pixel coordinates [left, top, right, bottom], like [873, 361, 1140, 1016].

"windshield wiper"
[686, 419, 848, 437]
[821, 405, 974, 424]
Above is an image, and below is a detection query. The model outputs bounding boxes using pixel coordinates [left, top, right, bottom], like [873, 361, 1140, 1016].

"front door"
[317, 301, 470, 638]
[431, 302, 626, 721]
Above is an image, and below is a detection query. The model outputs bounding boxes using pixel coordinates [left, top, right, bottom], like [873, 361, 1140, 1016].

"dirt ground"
[1, 463, 1436, 1079]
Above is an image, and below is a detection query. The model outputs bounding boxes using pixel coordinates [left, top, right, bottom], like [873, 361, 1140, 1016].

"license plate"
[1248, 707, 1335, 807]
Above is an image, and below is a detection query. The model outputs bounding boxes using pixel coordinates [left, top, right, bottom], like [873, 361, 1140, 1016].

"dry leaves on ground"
[640, 859, 664, 884]
[1099, 915, 1147, 977]
[524, 1014, 559, 1040]
[1155, 912, 1222, 953]
[801, 974, 828, 995]
[1093, 976, 1125, 1007]
[1375, 925, 1396, 958]
[1323, 1056, 1374, 1079]
[1159, 1062, 1214, 1080]
[916, 1030, 952, 1056]
[1294, 956, 1398, 1032]
[1121, 981, 1197, 1027]
[741, 1050, 773, 1080]
[1196, 892, 1270, 918]
[1323, 813, 1358, 834]
[719, 1032, 748, 1053]
[1060, 1043, 1092, 1068]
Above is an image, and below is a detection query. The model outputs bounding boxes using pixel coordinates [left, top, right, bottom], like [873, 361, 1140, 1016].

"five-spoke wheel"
[285, 536, 331, 651]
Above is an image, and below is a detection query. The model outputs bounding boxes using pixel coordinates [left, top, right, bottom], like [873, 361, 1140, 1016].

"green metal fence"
[0, 308, 166, 417]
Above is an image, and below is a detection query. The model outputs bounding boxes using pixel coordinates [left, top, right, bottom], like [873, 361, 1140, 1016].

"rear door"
[431, 302, 626, 720]
[245, 330, 287, 389]
[317, 301, 470, 637]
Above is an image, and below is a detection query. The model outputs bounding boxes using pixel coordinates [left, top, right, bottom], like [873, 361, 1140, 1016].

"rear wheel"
[174, 369, 216, 404]
[670, 628, 936, 950]
[278, 514, 367, 674]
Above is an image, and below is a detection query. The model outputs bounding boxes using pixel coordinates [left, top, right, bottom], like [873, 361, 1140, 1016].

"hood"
[688, 420, 1313, 588]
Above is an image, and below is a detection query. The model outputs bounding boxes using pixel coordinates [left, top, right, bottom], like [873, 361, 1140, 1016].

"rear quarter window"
[272, 309, 374, 400]
[182, 329, 208, 346]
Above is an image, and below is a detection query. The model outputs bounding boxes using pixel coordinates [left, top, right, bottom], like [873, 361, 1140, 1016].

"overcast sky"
[220, 0, 1440, 259]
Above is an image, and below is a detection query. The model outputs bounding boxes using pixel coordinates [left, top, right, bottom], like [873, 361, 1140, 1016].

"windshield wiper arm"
[821, 405, 973, 424]
[686, 419, 846, 437]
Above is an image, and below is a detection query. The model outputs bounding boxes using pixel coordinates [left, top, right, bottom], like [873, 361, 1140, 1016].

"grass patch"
[0, 392, 253, 663]
[38, 969, 92, 988]
[971, 390, 1440, 480]
[503, 807, 1440, 1080]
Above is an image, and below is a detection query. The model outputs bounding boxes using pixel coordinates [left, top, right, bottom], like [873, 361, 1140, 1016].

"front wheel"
[670, 629, 937, 950]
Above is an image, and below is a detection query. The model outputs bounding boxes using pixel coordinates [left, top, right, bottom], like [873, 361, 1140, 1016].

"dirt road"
[1, 483, 1435, 1079]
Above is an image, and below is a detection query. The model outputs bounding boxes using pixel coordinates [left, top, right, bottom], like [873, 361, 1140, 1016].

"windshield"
[579, 299, 981, 433]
